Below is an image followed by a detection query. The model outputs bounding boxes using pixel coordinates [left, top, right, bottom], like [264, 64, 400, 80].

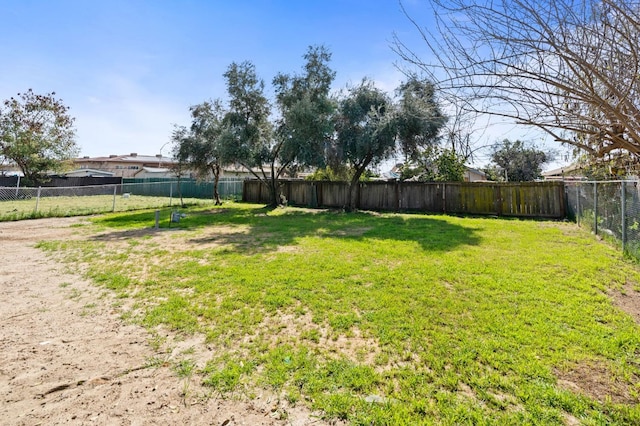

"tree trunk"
[267, 178, 279, 207]
[346, 171, 363, 211]
[346, 158, 371, 211]
[212, 164, 221, 205]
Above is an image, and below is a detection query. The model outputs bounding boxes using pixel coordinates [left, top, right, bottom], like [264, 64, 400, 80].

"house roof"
[541, 164, 582, 177]
[64, 168, 115, 177]
[135, 167, 171, 174]
[465, 167, 487, 177]
[75, 154, 175, 163]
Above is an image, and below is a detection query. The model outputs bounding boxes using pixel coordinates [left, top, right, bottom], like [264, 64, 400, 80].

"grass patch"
[0, 194, 214, 221]
[40, 203, 640, 424]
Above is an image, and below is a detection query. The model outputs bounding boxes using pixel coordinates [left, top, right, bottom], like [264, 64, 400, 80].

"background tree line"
[172, 45, 450, 210]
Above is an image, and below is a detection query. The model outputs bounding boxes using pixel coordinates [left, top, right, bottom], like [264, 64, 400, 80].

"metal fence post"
[112, 185, 117, 212]
[15, 175, 20, 198]
[621, 181, 627, 252]
[169, 182, 173, 207]
[576, 183, 580, 226]
[35, 186, 41, 213]
[593, 182, 598, 235]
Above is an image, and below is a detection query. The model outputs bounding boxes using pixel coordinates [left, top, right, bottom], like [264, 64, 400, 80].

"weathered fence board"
[243, 180, 566, 218]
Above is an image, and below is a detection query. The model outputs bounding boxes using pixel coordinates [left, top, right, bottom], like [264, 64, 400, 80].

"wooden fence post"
[621, 181, 627, 252]
[442, 183, 446, 214]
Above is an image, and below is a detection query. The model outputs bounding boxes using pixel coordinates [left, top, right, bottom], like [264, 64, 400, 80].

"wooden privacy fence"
[243, 180, 566, 218]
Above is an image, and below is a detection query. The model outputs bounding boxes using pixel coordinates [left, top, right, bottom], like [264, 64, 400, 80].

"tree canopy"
[219, 47, 337, 207]
[0, 89, 77, 183]
[394, 0, 640, 167]
[175, 45, 446, 209]
[488, 140, 551, 182]
[172, 100, 228, 205]
[273, 45, 336, 172]
[400, 147, 466, 182]
[335, 77, 445, 210]
[335, 80, 398, 209]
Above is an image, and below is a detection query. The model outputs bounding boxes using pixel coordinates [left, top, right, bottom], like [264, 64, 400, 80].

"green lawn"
[39, 203, 640, 425]
[0, 194, 213, 221]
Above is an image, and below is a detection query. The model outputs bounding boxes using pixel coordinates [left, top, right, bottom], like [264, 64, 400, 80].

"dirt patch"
[242, 312, 382, 366]
[611, 280, 640, 325]
[0, 217, 331, 425]
[555, 361, 638, 404]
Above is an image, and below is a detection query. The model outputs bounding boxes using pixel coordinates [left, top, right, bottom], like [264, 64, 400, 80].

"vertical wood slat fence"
[243, 180, 566, 218]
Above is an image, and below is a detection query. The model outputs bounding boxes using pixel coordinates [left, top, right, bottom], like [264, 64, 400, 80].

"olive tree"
[490, 139, 551, 182]
[335, 77, 444, 210]
[222, 46, 336, 207]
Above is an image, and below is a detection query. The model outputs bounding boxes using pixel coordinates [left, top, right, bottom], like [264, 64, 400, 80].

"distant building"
[133, 167, 174, 179]
[64, 168, 115, 178]
[383, 163, 487, 182]
[0, 160, 23, 176]
[73, 154, 268, 180]
[541, 164, 584, 181]
[464, 167, 487, 182]
[74, 153, 177, 178]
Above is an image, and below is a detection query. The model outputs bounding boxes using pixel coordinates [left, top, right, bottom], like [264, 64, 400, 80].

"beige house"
[0, 161, 22, 176]
[464, 167, 487, 182]
[541, 164, 584, 181]
[74, 154, 262, 180]
[74, 153, 178, 178]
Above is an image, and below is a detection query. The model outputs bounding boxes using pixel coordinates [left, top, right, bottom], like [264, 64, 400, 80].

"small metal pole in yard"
[593, 182, 598, 236]
[35, 186, 41, 213]
[169, 183, 173, 207]
[15, 175, 20, 197]
[112, 185, 117, 212]
[621, 181, 627, 252]
[154, 210, 160, 229]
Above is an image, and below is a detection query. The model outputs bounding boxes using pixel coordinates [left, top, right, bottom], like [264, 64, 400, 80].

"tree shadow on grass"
[89, 205, 481, 253]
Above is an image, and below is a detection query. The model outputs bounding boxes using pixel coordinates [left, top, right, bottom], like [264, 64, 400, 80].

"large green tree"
[0, 89, 78, 183]
[396, 76, 446, 161]
[400, 147, 466, 182]
[221, 61, 278, 205]
[273, 45, 336, 175]
[489, 139, 551, 182]
[335, 80, 398, 211]
[222, 46, 336, 207]
[335, 78, 445, 210]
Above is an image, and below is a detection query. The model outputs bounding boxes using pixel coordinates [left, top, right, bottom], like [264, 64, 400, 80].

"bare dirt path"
[0, 217, 325, 426]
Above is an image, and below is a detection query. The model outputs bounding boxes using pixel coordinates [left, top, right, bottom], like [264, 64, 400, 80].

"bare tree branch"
[393, 0, 640, 161]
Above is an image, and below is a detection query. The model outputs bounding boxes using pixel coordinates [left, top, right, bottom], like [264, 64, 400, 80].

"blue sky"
[1, 0, 565, 168]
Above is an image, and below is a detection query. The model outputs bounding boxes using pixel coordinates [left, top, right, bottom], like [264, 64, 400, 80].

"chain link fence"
[0, 179, 243, 221]
[565, 180, 640, 259]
